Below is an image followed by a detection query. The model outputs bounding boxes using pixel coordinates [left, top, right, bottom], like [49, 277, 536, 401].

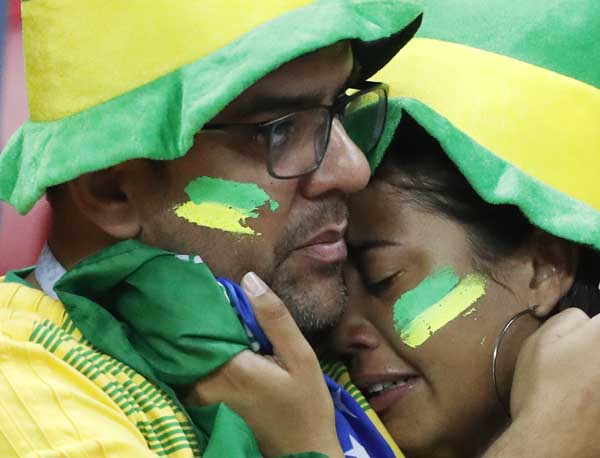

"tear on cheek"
[393, 267, 487, 348]
[173, 176, 279, 235]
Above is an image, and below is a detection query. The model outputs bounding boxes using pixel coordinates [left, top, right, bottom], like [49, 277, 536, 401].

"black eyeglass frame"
[202, 81, 389, 179]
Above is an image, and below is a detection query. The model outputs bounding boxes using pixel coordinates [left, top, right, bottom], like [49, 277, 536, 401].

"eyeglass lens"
[341, 88, 387, 160]
[269, 108, 331, 178]
[268, 86, 387, 178]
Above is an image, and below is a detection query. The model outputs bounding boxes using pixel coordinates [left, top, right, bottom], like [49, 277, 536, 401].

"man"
[0, 1, 422, 457]
[1, 1, 600, 457]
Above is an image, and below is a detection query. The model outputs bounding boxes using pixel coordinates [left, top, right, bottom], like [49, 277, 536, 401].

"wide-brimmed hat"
[369, 0, 600, 250]
[0, 0, 423, 214]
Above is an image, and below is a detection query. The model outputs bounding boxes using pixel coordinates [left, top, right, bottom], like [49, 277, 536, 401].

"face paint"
[463, 307, 478, 317]
[174, 177, 279, 235]
[393, 267, 487, 348]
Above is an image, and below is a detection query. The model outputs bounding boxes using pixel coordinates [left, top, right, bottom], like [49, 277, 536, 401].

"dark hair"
[46, 185, 65, 208]
[376, 115, 600, 317]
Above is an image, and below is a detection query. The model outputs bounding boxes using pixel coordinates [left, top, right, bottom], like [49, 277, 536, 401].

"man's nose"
[300, 118, 371, 198]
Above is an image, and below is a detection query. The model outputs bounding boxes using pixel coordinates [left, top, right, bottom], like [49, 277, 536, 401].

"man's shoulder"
[0, 276, 69, 341]
[0, 277, 202, 458]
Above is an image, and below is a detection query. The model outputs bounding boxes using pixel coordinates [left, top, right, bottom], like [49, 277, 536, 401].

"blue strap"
[217, 277, 273, 354]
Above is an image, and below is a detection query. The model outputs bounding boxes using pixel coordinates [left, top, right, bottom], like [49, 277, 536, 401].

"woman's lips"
[367, 377, 419, 415]
[355, 374, 421, 415]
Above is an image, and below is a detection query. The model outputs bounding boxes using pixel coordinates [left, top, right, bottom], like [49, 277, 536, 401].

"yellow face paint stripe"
[400, 273, 486, 348]
[22, 0, 313, 121]
[175, 201, 258, 235]
[375, 37, 600, 212]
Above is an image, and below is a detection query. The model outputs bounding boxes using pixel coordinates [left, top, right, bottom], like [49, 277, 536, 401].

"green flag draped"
[52, 240, 321, 457]
[55, 240, 250, 385]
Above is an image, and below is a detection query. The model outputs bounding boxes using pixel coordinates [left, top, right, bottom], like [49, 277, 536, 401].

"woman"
[332, 114, 600, 457]
[330, 1, 600, 453]
[191, 0, 600, 456]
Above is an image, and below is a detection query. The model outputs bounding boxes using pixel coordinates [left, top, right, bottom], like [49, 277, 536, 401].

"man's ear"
[527, 231, 579, 318]
[67, 164, 142, 240]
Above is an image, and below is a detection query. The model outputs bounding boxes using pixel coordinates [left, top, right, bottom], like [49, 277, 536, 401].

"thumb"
[241, 272, 319, 372]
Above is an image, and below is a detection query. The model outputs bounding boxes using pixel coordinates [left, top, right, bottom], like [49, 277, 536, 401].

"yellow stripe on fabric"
[376, 38, 600, 212]
[0, 280, 199, 457]
[22, 0, 314, 121]
[400, 273, 486, 348]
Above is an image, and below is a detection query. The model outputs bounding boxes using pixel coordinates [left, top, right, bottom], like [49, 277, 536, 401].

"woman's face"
[334, 178, 541, 458]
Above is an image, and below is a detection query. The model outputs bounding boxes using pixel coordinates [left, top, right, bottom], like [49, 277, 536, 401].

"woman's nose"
[333, 311, 382, 355]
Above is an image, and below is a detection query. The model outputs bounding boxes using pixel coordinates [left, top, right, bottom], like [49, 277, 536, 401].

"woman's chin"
[373, 386, 448, 457]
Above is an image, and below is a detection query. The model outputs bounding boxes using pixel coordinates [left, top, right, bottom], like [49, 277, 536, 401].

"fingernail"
[242, 272, 268, 297]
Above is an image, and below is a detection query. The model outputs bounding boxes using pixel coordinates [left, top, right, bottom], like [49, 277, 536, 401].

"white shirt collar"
[34, 244, 67, 300]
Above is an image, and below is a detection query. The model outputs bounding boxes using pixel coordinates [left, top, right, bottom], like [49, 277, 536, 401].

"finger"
[535, 307, 589, 342]
[192, 350, 278, 405]
[241, 272, 318, 371]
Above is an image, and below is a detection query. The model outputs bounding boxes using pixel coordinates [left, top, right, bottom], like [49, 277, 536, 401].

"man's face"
[130, 43, 371, 334]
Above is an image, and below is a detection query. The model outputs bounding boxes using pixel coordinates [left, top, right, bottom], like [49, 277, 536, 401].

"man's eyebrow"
[234, 91, 332, 120]
[235, 60, 362, 121]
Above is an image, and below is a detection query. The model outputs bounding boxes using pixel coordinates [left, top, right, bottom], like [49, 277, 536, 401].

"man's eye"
[269, 120, 296, 148]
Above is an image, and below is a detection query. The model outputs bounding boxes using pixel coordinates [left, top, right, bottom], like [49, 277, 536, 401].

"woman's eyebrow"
[351, 239, 402, 251]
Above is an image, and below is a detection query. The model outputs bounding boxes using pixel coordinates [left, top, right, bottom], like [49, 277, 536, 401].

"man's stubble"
[147, 194, 350, 337]
[269, 197, 349, 336]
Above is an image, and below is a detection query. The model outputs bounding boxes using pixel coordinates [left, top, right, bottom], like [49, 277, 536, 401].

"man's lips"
[354, 372, 421, 415]
[294, 224, 348, 264]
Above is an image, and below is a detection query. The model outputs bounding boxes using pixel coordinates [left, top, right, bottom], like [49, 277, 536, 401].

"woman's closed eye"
[355, 251, 407, 297]
[348, 239, 410, 297]
[363, 270, 404, 296]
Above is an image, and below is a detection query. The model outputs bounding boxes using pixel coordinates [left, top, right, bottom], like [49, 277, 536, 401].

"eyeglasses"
[202, 81, 389, 179]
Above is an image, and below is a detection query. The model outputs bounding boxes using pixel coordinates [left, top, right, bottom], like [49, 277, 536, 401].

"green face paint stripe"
[175, 177, 279, 235]
[184, 177, 279, 213]
[392, 267, 460, 331]
[396, 272, 488, 348]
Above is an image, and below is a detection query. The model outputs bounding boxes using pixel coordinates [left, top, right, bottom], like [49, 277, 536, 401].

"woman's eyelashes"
[364, 270, 404, 296]
[347, 242, 409, 296]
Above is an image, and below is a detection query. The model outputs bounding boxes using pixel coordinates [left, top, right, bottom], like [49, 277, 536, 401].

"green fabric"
[3, 267, 34, 286]
[185, 177, 280, 212]
[188, 404, 328, 458]
[0, 0, 423, 214]
[188, 404, 329, 458]
[54, 240, 250, 386]
[53, 240, 264, 455]
[187, 404, 262, 458]
[411, 0, 600, 87]
[54, 240, 336, 457]
[370, 97, 600, 251]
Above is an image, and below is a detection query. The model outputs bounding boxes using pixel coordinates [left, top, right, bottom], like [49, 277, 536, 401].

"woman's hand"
[484, 308, 600, 457]
[186, 272, 343, 458]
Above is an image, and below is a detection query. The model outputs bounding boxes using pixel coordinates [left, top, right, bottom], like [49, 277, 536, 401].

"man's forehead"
[215, 42, 355, 121]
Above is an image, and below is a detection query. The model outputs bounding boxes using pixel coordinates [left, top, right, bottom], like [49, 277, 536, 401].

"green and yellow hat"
[0, 0, 423, 214]
[370, 0, 600, 250]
